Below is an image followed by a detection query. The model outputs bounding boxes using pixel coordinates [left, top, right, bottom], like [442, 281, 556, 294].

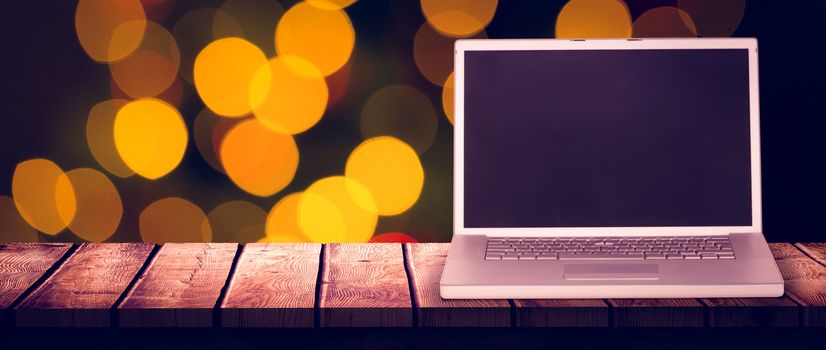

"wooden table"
[1, 242, 825, 328]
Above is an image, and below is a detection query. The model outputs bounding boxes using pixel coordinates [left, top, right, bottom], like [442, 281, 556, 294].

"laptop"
[440, 38, 784, 299]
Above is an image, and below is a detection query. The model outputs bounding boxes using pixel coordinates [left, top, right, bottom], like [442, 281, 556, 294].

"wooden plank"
[221, 243, 321, 328]
[513, 299, 610, 327]
[797, 243, 826, 266]
[118, 243, 237, 327]
[406, 243, 510, 327]
[15, 243, 153, 327]
[772, 243, 826, 326]
[702, 297, 799, 327]
[0, 243, 72, 327]
[609, 299, 704, 327]
[319, 243, 412, 327]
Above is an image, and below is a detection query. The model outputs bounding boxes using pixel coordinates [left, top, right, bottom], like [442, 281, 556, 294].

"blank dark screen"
[464, 49, 752, 228]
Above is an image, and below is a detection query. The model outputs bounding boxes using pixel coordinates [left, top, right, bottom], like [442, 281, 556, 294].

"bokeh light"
[0, 196, 38, 243]
[677, 0, 745, 37]
[109, 21, 180, 99]
[59, 168, 122, 242]
[194, 37, 269, 117]
[369, 232, 418, 243]
[113, 98, 188, 180]
[206, 200, 267, 243]
[633, 6, 697, 37]
[110, 74, 184, 109]
[298, 176, 378, 242]
[75, 0, 146, 62]
[220, 119, 299, 197]
[555, 0, 632, 39]
[140, 197, 212, 243]
[265, 192, 311, 242]
[173, 8, 242, 84]
[275, 1, 355, 77]
[420, 0, 498, 38]
[360, 85, 438, 154]
[86, 99, 134, 178]
[345, 137, 424, 216]
[11, 159, 76, 235]
[217, 0, 285, 57]
[250, 56, 329, 134]
[414, 22, 486, 86]
[442, 72, 455, 124]
[193, 107, 240, 174]
[5, 1, 753, 244]
[306, 0, 357, 10]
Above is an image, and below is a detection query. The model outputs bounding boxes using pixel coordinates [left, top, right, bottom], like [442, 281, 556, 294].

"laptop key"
[558, 253, 645, 260]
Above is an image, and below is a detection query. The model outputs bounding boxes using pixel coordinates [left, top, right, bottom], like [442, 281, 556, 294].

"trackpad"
[563, 264, 660, 280]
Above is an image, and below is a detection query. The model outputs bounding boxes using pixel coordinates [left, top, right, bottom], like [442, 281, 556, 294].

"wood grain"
[771, 243, 826, 326]
[117, 243, 237, 327]
[513, 299, 610, 327]
[0, 243, 72, 327]
[702, 297, 799, 327]
[15, 243, 153, 327]
[221, 243, 321, 328]
[608, 299, 704, 327]
[797, 243, 826, 266]
[319, 243, 412, 327]
[406, 243, 510, 327]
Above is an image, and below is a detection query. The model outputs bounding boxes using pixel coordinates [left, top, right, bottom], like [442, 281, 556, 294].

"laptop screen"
[463, 49, 752, 228]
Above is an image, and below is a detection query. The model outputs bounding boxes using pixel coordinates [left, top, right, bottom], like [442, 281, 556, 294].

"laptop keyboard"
[485, 236, 735, 261]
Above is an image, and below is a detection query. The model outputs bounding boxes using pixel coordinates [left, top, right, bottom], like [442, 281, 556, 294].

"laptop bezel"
[453, 38, 762, 237]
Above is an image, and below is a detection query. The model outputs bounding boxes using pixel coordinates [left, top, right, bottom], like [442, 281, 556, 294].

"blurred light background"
[1, 0, 823, 243]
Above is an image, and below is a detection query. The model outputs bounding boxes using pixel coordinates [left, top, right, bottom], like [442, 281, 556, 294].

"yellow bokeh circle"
[75, 0, 146, 62]
[207, 200, 267, 243]
[442, 72, 455, 124]
[345, 137, 424, 216]
[114, 98, 188, 180]
[556, 0, 632, 39]
[140, 197, 212, 243]
[276, 2, 355, 76]
[306, 0, 357, 10]
[265, 192, 311, 242]
[220, 119, 299, 197]
[194, 37, 270, 117]
[11, 159, 76, 235]
[109, 21, 180, 99]
[420, 0, 498, 37]
[298, 176, 377, 242]
[59, 168, 123, 242]
[86, 99, 134, 178]
[0, 196, 38, 243]
[250, 56, 329, 134]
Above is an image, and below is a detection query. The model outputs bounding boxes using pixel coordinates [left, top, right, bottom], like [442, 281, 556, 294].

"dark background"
[1, 0, 824, 243]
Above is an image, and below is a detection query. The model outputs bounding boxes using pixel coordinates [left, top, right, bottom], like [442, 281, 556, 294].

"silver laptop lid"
[453, 39, 761, 237]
